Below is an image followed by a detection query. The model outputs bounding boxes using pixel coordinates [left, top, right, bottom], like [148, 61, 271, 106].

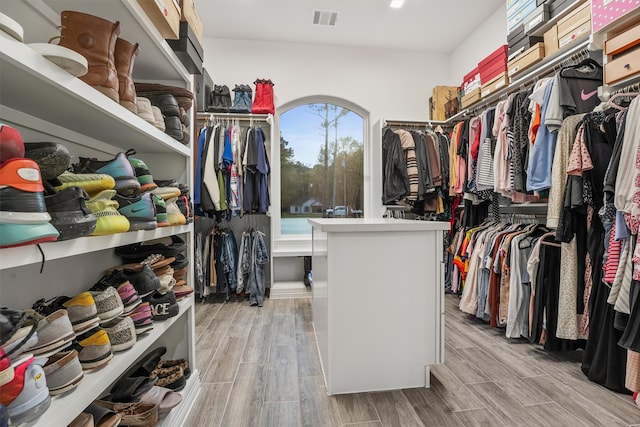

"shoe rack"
[0, 1, 199, 426]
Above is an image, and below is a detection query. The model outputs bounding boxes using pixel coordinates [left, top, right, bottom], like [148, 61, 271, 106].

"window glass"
[280, 103, 364, 235]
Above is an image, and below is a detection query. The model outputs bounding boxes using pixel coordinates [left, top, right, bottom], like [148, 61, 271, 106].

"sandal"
[109, 376, 157, 403]
[155, 358, 191, 379]
[138, 386, 182, 418]
[149, 365, 185, 391]
[85, 402, 122, 427]
[93, 400, 158, 427]
[130, 346, 166, 377]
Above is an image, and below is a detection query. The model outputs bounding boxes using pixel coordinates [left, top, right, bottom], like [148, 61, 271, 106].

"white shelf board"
[0, 0, 189, 83]
[0, 224, 192, 271]
[30, 297, 194, 427]
[0, 35, 191, 156]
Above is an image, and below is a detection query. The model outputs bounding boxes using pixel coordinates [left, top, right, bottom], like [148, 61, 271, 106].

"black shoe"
[145, 291, 179, 321]
[23, 142, 71, 180]
[45, 186, 97, 240]
[115, 235, 186, 262]
[147, 94, 180, 117]
[109, 264, 160, 298]
[163, 116, 183, 141]
[170, 253, 189, 270]
[175, 196, 192, 223]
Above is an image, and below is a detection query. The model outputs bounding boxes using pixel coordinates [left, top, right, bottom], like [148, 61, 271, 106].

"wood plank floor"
[186, 294, 640, 426]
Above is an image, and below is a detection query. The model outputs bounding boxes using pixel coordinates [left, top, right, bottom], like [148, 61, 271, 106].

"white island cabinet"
[308, 218, 450, 395]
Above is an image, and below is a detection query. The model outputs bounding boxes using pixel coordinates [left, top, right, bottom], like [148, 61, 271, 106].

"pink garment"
[566, 125, 593, 176]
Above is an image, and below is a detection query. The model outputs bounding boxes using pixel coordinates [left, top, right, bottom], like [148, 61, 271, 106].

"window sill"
[273, 237, 312, 257]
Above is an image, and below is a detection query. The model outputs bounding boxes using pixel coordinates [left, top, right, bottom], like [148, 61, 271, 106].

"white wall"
[449, 5, 507, 84]
[202, 38, 451, 123]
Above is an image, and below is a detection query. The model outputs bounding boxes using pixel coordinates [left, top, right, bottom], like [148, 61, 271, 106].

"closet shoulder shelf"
[0, 224, 192, 271]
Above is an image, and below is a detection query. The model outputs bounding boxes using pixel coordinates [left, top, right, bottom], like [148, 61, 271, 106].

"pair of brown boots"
[54, 11, 138, 113]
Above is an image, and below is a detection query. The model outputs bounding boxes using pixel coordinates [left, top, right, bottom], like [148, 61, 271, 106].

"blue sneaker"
[73, 151, 140, 196]
[114, 192, 157, 231]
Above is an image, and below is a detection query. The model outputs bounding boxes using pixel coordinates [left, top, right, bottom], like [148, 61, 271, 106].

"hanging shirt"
[527, 79, 557, 191]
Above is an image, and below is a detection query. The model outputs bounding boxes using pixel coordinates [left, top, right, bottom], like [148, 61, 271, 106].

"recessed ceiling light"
[390, 0, 404, 8]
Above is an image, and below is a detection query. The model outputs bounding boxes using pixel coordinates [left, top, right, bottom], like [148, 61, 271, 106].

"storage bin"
[508, 42, 545, 77]
[430, 86, 459, 121]
[481, 72, 509, 97]
[461, 87, 481, 109]
[137, 0, 181, 39]
[478, 45, 508, 84]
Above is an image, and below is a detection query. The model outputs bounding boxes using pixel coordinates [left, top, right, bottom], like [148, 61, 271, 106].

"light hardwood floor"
[186, 294, 640, 426]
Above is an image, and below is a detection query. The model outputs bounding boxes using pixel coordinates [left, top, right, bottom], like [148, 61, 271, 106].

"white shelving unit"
[0, 1, 199, 425]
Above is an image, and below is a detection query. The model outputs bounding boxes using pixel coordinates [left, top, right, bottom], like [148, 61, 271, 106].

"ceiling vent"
[312, 9, 338, 26]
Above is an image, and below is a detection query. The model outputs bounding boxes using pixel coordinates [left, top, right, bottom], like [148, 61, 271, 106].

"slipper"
[85, 402, 122, 427]
[109, 376, 157, 403]
[138, 386, 182, 418]
[150, 365, 185, 391]
[155, 358, 191, 379]
[105, 255, 174, 275]
[131, 346, 167, 377]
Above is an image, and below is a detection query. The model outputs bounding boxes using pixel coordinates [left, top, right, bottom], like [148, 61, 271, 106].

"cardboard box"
[478, 45, 508, 84]
[481, 72, 509, 98]
[550, 0, 582, 19]
[180, 0, 203, 44]
[508, 42, 545, 77]
[509, 35, 544, 58]
[461, 88, 481, 109]
[557, 0, 591, 36]
[523, 3, 550, 34]
[507, 0, 538, 32]
[558, 20, 591, 48]
[544, 24, 560, 57]
[605, 47, 640, 84]
[430, 86, 458, 121]
[137, 0, 181, 40]
[166, 21, 203, 74]
[463, 67, 481, 94]
[604, 20, 640, 55]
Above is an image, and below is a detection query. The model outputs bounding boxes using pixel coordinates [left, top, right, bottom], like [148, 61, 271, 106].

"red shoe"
[0, 124, 25, 164]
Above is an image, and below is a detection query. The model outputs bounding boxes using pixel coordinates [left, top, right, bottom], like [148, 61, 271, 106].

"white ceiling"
[194, 0, 505, 53]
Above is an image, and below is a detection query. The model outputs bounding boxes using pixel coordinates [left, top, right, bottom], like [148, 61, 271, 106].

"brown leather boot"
[114, 38, 139, 113]
[57, 11, 120, 102]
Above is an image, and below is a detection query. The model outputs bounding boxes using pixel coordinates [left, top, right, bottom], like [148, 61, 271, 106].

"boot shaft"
[58, 11, 120, 101]
[114, 38, 140, 112]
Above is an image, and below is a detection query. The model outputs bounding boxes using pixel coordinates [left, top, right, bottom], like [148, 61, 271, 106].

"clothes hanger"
[559, 57, 602, 80]
[607, 91, 639, 111]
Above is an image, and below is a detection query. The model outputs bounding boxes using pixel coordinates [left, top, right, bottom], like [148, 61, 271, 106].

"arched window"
[277, 97, 367, 236]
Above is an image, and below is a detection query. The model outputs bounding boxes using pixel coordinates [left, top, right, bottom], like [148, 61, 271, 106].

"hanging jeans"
[247, 231, 269, 307]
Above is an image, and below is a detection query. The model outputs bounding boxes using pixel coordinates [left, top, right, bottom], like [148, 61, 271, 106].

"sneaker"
[145, 291, 178, 321]
[25, 309, 75, 356]
[113, 192, 157, 231]
[115, 281, 142, 315]
[127, 302, 153, 335]
[73, 152, 140, 196]
[173, 283, 193, 301]
[70, 327, 112, 370]
[0, 307, 38, 362]
[0, 347, 13, 387]
[44, 186, 97, 240]
[170, 254, 189, 270]
[151, 106, 165, 132]
[1, 357, 50, 425]
[33, 292, 100, 333]
[115, 235, 186, 262]
[0, 158, 59, 248]
[154, 179, 188, 196]
[165, 197, 186, 226]
[0, 124, 25, 164]
[52, 171, 116, 195]
[135, 97, 155, 126]
[127, 156, 157, 192]
[154, 266, 176, 295]
[110, 264, 160, 298]
[150, 185, 181, 201]
[176, 195, 192, 223]
[41, 349, 83, 395]
[23, 142, 71, 181]
[90, 287, 124, 324]
[86, 190, 130, 235]
[152, 194, 169, 227]
[101, 317, 136, 352]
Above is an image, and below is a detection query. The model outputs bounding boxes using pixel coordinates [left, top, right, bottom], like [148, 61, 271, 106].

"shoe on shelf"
[69, 412, 95, 427]
[44, 186, 97, 241]
[151, 107, 165, 132]
[127, 156, 157, 192]
[24, 309, 75, 357]
[0, 124, 25, 164]
[85, 189, 130, 235]
[32, 292, 100, 334]
[41, 349, 83, 395]
[0, 158, 59, 248]
[153, 179, 188, 196]
[23, 142, 71, 180]
[51, 170, 116, 195]
[150, 185, 181, 201]
[175, 195, 193, 223]
[73, 152, 140, 196]
[115, 235, 186, 262]
[149, 364, 185, 391]
[92, 278, 142, 315]
[90, 286, 124, 324]
[152, 194, 170, 227]
[0, 357, 50, 425]
[114, 37, 139, 114]
[155, 266, 176, 295]
[145, 291, 178, 321]
[127, 302, 153, 335]
[69, 326, 112, 370]
[91, 400, 158, 427]
[154, 358, 190, 380]
[173, 283, 193, 301]
[138, 386, 181, 419]
[113, 192, 157, 231]
[135, 97, 155, 126]
[0, 347, 14, 387]
[109, 264, 160, 298]
[165, 197, 186, 226]
[0, 307, 38, 362]
[101, 316, 136, 352]
[147, 93, 179, 117]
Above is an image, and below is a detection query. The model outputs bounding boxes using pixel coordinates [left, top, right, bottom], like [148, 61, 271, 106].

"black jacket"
[382, 128, 409, 204]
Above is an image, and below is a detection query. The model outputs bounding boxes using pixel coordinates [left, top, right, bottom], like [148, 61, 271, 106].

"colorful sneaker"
[0, 357, 50, 425]
[25, 309, 75, 356]
[145, 291, 178, 321]
[127, 302, 153, 335]
[73, 152, 140, 196]
[85, 190, 130, 235]
[175, 195, 192, 223]
[33, 293, 100, 333]
[23, 142, 71, 180]
[127, 156, 157, 192]
[90, 287, 124, 324]
[90, 275, 141, 315]
[44, 186, 97, 240]
[70, 326, 112, 370]
[113, 192, 157, 231]
[173, 282, 193, 301]
[165, 197, 186, 226]
[0, 158, 59, 248]
[154, 179, 188, 196]
[101, 316, 136, 352]
[152, 194, 169, 227]
[52, 171, 116, 195]
[41, 349, 83, 395]
[0, 347, 13, 387]
[150, 185, 181, 201]
[0, 124, 25, 164]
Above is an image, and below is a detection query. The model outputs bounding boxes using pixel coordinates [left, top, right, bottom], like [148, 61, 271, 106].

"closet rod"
[196, 112, 271, 121]
[383, 120, 447, 128]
